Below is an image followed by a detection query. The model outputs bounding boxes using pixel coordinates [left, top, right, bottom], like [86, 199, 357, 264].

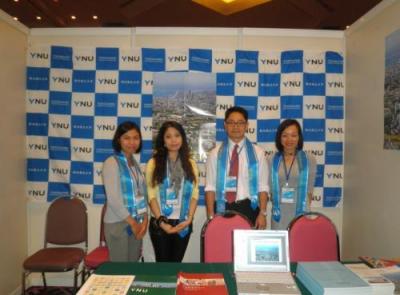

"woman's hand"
[135, 215, 148, 240]
[129, 221, 140, 237]
[160, 218, 192, 234]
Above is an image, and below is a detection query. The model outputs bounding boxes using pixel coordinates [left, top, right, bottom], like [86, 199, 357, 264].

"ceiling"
[0, 0, 383, 30]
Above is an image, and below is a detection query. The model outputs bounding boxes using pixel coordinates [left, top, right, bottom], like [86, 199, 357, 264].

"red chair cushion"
[23, 247, 85, 271]
[203, 214, 251, 263]
[289, 215, 338, 262]
[84, 246, 109, 269]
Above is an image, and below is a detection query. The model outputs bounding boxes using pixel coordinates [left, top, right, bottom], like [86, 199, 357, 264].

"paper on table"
[77, 274, 135, 295]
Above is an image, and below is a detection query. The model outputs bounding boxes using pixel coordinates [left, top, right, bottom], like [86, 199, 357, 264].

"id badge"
[281, 186, 295, 203]
[136, 195, 147, 215]
[166, 188, 178, 206]
[225, 176, 238, 192]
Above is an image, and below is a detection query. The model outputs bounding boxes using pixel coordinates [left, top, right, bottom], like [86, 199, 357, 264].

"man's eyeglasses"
[225, 121, 247, 127]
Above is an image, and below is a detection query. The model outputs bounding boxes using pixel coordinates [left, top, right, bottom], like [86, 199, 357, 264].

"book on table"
[296, 261, 373, 295]
[379, 267, 400, 295]
[359, 256, 399, 268]
[130, 274, 177, 295]
[345, 263, 395, 295]
[233, 230, 300, 295]
[175, 272, 228, 295]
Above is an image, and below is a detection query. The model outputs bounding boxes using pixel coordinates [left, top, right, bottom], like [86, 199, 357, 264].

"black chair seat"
[24, 247, 85, 271]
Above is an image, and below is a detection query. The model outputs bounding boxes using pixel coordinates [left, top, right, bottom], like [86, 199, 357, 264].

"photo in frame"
[234, 230, 290, 273]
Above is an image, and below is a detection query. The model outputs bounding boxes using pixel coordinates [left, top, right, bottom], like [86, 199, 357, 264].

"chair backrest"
[45, 196, 88, 248]
[288, 212, 339, 262]
[201, 211, 252, 263]
[99, 204, 107, 247]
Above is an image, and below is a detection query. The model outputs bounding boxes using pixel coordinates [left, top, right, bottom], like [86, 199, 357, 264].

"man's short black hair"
[224, 106, 248, 122]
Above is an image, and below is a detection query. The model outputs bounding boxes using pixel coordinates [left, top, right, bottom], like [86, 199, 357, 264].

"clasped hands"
[160, 217, 192, 234]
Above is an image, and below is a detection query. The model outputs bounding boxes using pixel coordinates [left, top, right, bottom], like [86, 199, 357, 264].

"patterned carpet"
[26, 286, 75, 295]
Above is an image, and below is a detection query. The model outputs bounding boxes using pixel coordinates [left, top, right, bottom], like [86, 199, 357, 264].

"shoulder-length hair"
[112, 121, 142, 153]
[275, 119, 304, 152]
[151, 121, 196, 186]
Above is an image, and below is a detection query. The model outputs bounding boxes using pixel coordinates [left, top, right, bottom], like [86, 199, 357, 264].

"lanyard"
[129, 163, 142, 195]
[282, 153, 296, 185]
[166, 158, 179, 187]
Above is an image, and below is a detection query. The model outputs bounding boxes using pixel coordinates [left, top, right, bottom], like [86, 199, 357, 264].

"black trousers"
[220, 198, 260, 226]
[149, 217, 192, 262]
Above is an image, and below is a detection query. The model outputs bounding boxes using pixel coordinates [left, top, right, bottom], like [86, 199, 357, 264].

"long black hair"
[151, 121, 196, 186]
[274, 119, 304, 152]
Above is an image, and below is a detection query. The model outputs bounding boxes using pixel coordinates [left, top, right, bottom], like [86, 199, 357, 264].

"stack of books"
[345, 263, 395, 295]
[296, 262, 372, 295]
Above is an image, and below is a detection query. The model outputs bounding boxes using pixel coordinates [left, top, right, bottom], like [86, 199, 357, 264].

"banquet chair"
[288, 211, 340, 262]
[84, 204, 109, 280]
[201, 210, 252, 263]
[22, 196, 88, 295]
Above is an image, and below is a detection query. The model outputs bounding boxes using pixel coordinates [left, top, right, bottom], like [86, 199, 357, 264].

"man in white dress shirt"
[205, 106, 269, 228]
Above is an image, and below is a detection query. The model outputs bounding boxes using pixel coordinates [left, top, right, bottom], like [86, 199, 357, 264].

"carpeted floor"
[26, 286, 75, 295]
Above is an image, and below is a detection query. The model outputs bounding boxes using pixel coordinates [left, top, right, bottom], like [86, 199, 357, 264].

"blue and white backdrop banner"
[26, 46, 344, 207]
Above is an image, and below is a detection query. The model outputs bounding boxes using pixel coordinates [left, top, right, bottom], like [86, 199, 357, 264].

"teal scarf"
[271, 150, 309, 222]
[114, 153, 146, 223]
[216, 138, 258, 213]
[159, 162, 193, 238]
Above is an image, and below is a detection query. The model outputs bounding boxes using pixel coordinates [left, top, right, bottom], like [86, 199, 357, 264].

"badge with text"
[166, 188, 178, 205]
[281, 186, 295, 203]
[225, 176, 238, 192]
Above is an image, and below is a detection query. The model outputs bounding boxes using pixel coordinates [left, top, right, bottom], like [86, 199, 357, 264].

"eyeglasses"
[225, 120, 247, 127]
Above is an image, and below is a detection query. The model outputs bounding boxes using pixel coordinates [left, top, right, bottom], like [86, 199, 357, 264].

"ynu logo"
[305, 59, 323, 65]
[168, 56, 187, 62]
[143, 125, 153, 132]
[327, 81, 344, 88]
[96, 124, 115, 131]
[327, 173, 342, 179]
[28, 190, 46, 197]
[28, 98, 47, 105]
[75, 56, 94, 62]
[307, 150, 324, 157]
[29, 144, 47, 151]
[51, 168, 69, 175]
[260, 105, 279, 111]
[51, 122, 69, 129]
[260, 59, 279, 65]
[214, 58, 234, 65]
[74, 101, 93, 107]
[216, 104, 231, 111]
[121, 56, 140, 62]
[328, 127, 344, 134]
[237, 81, 256, 88]
[305, 104, 324, 111]
[30, 52, 48, 59]
[98, 78, 116, 85]
[120, 102, 139, 109]
[283, 81, 301, 87]
[75, 192, 91, 199]
[246, 128, 255, 134]
[52, 77, 70, 83]
[72, 147, 92, 153]
[312, 195, 322, 201]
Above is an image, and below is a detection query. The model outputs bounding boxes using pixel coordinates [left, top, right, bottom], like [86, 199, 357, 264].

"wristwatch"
[260, 210, 267, 216]
[208, 215, 214, 220]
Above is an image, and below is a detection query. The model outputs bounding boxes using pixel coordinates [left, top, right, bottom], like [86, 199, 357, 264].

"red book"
[176, 272, 229, 295]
